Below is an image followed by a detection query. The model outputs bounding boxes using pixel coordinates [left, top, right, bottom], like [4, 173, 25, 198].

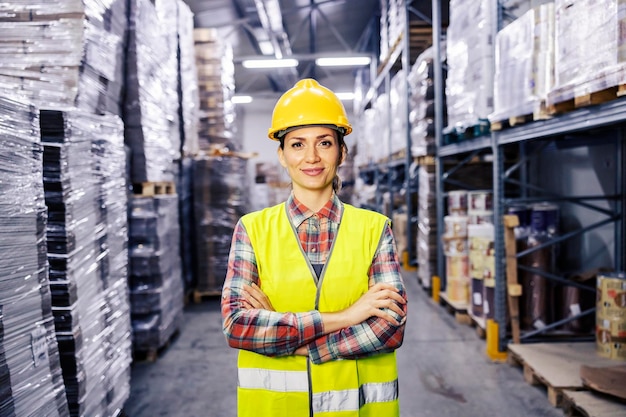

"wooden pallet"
[549, 85, 624, 116]
[133, 181, 176, 197]
[561, 390, 626, 417]
[507, 342, 620, 408]
[468, 312, 487, 339]
[438, 292, 471, 325]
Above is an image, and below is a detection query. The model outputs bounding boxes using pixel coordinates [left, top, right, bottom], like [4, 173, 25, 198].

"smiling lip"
[301, 168, 324, 176]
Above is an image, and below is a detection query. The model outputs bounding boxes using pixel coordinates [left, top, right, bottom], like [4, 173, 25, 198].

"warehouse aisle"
[124, 271, 564, 417]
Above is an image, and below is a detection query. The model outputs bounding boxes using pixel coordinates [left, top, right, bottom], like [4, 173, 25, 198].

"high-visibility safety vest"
[238, 201, 400, 417]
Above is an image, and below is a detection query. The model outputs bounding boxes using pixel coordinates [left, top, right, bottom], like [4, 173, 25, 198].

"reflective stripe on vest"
[239, 368, 308, 392]
[241, 366, 399, 413]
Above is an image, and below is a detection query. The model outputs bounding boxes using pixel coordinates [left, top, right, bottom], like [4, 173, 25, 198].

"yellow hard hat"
[268, 78, 353, 140]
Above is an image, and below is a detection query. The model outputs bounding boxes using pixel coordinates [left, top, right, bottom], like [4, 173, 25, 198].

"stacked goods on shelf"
[443, 191, 469, 303]
[417, 164, 437, 288]
[125, 0, 181, 183]
[41, 109, 131, 417]
[596, 273, 626, 360]
[194, 28, 238, 151]
[176, 1, 200, 290]
[373, 93, 391, 162]
[0, 96, 69, 417]
[190, 28, 247, 296]
[192, 156, 248, 294]
[466, 191, 494, 320]
[445, 0, 496, 138]
[549, 0, 626, 108]
[128, 195, 184, 353]
[468, 222, 494, 320]
[518, 203, 560, 331]
[0, 0, 128, 115]
[390, 70, 408, 157]
[408, 46, 446, 157]
[379, 0, 406, 61]
[490, 3, 554, 124]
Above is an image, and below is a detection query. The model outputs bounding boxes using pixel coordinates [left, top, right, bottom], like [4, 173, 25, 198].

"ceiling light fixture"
[335, 92, 355, 101]
[232, 95, 253, 104]
[242, 58, 299, 69]
[316, 57, 372, 67]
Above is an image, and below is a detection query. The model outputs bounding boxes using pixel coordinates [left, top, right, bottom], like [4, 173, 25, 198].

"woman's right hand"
[343, 283, 406, 327]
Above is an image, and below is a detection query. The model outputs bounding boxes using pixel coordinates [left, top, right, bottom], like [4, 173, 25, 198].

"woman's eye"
[320, 140, 333, 147]
[291, 142, 303, 148]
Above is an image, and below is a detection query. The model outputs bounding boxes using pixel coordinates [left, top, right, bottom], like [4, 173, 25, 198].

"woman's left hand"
[241, 282, 275, 311]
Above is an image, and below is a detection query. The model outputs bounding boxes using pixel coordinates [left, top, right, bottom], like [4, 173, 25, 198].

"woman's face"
[278, 125, 344, 196]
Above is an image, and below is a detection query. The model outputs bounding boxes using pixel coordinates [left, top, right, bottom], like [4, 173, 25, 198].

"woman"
[221, 78, 407, 417]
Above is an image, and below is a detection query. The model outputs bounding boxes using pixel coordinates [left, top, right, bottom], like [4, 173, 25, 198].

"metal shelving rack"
[356, 0, 415, 266]
[492, 100, 626, 350]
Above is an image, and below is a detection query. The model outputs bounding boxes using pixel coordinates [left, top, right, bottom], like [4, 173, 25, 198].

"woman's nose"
[305, 146, 320, 162]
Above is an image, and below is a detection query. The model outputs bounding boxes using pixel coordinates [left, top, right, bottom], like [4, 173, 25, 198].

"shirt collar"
[286, 192, 343, 227]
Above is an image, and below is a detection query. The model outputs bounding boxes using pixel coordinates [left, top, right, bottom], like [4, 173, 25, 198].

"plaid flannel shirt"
[221, 193, 406, 364]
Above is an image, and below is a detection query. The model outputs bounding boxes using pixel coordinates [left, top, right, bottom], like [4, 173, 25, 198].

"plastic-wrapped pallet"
[194, 28, 239, 151]
[445, 0, 496, 131]
[0, 0, 128, 115]
[0, 95, 70, 417]
[408, 46, 446, 157]
[549, 0, 626, 105]
[41, 109, 125, 417]
[490, 4, 554, 123]
[91, 115, 132, 416]
[192, 156, 248, 294]
[390, 70, 408, 156]
[128, 195, 184, 352]
[124, 0, 181, 183]
[177, 0, 200, 157]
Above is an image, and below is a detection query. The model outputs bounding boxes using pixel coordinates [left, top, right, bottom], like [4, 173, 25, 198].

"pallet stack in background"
[41, 109, 130, 417]
[0, 1, 134, 415]
[190, 28, 249, 299]
[124, 0, 188, 357]
[0, 97, 70, 417]
[0, 0, 210, 411]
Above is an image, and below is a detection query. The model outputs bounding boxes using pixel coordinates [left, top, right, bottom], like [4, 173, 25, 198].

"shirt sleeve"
[307, 222, 407, 364]
[221, 219, 326, 356]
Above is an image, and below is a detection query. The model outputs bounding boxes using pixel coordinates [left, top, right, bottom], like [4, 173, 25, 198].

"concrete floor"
[124, 271, 565, 417]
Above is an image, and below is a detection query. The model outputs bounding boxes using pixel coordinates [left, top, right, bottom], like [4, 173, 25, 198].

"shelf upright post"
[492, 0, 508, 351]
[432, 0, 445, 285]
[403, 0, 413, 267]
[619, 128, 625, 272]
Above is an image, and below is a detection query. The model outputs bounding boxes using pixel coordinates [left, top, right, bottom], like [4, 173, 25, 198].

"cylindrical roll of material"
[447, 190, 467, 215]
[530, 202, 559, 236]
[556, 271, 596, 334]
[596, 273, 626, 360]
[443, 215, 468, 238]
[507, 204, 531, 235]
[518, 240, 552, 331]
[468, 190, 492, 213]
[446, 255, 469, 279]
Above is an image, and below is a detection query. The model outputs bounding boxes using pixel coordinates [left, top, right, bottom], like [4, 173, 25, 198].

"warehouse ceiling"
[181, 0, 448, 99]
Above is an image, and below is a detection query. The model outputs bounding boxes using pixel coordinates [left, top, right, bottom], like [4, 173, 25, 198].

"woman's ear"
[277, 146, 287, 168]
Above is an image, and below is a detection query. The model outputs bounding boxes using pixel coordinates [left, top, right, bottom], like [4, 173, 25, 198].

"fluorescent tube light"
[242, 58, 298, 69]
[316, 57, 371, 67]
[232, 95, 253, 104]
[335, 92, 355, 101]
